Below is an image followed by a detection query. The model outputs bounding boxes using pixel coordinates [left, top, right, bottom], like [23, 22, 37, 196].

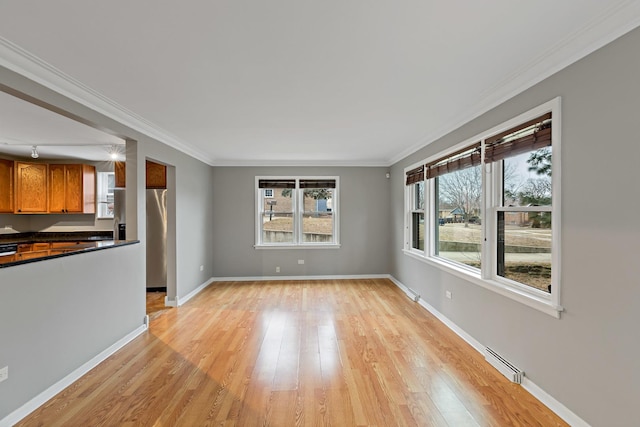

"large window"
[429, 143, 482, 269]
[256, 177, 339, 247]
[404, 99, 561, 316]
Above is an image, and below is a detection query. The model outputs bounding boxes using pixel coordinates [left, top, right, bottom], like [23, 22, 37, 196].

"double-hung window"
[256, 177, 339, 248]
[486, 112, 554, 294]
[406, 166, 425, 252]
[404, 98, 561, 316]
[428, 143, 483, 270]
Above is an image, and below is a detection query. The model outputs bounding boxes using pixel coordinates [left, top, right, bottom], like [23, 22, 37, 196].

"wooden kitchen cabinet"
[146, 160, 166, 189]
[32, 242, 51, 251]
[15, 162, 48, 213]
[17, 243, 32, 252]
[15, 250, 49, 261]
[114, 160, 166, 189]
[49, 164, 96, 213]
[114, 161, 126, 188]
[0, 159, 13, 213]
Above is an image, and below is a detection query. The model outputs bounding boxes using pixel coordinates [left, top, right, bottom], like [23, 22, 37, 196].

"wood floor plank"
[16, 279, 569, 427]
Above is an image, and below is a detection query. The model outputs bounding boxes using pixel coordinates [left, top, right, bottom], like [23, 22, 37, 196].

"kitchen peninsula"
[0, 231, 138, 268]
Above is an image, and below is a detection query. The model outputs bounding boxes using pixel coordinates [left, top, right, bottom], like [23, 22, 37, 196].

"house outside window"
[256, 177, 339, 248]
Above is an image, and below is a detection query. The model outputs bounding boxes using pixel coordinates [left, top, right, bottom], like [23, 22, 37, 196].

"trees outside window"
[404, 98, 561, 316]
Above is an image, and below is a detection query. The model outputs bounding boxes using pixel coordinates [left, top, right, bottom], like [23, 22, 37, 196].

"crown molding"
[388, 0, 640, 166]
[210, 158, 390, 167]
[0, 37, 216, 166]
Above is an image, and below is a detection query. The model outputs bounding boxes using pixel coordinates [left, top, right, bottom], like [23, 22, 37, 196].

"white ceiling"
[0, 1, 639, 166]
[0, 91, 124, 161]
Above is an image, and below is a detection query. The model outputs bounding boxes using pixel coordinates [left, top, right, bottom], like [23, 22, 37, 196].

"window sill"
[255, 244, 341, 250]
[402, 249, 563, 318]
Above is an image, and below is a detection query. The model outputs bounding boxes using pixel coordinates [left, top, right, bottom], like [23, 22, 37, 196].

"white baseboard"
[387, 275, 591, 427]
[211, 274, 390, 282]
[177, 278, 215, 306]
[521, 378, 590, 427]
[0, 323, 148, 427]
[387, 275, 485, 354]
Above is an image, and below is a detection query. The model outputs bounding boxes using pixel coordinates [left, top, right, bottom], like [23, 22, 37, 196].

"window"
[404, 98, 561, 316]
[428, 143, 482, 269]
[97, 172, 115, 218]
[256, 177, 339, 247]
[488, 113, 553, 294]
[406, 166, 425, 251]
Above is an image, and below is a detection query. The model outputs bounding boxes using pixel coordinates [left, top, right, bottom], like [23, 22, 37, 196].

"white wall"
[389, 26, 640, 427]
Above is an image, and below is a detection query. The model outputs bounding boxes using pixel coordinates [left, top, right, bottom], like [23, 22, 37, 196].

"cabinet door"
[114, 161, 125, 188]
[0, 159, 13, 213]
[49, 164, 95, 214]
[49, 164, 67, 213]
[64, 164, 84, 213]
[15, 162, 48, 213]
[146, 161, 166, 189]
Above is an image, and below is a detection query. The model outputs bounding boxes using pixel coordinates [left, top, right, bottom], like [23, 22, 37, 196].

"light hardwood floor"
[18, 279, 567, 426]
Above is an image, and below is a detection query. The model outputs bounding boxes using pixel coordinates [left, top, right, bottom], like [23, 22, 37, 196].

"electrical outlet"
[445, 290, 452, 299]
[199, 265, 204, 272]
[276, 266, 280, 273]
[0, 366, 8, 383]
[298, 259, 304, 265]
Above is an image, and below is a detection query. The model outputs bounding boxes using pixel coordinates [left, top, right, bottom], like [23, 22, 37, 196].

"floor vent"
[406, 287, 420, 302]
[484, 347, 524, 384]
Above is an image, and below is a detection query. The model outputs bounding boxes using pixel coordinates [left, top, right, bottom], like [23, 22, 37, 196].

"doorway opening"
[145, 159, 176, 318]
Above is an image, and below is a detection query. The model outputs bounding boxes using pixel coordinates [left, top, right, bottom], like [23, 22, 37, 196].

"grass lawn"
[263, 217, 333, 234]
[436, 223, 551, 292]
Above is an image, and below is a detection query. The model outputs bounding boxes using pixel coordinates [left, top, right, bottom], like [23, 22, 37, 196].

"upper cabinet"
[49, 164, 96, 214]
[15, 162, 48, 213]
[0, 159, 14, 212]
[114, 160, 167, 189]
[114, 161, 125, 188]
[146, 161, 166, 189]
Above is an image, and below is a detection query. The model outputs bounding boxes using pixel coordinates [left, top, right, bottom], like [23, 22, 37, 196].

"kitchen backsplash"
[0, 213, 113, 233]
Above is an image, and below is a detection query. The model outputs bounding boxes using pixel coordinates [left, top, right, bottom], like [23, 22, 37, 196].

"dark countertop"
[0, 232, 139, 268]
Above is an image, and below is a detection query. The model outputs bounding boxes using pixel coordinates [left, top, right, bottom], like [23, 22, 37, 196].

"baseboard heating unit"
[406, 287, 420, 302]
[484, 347, 524, 384]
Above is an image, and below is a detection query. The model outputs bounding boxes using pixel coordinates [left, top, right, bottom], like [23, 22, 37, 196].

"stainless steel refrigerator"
[146, 189, 167, 289]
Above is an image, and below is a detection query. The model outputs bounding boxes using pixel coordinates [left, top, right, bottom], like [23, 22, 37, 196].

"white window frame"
[96, 171, 115, 219]
[403, 98, 562, 317]
[407, 181, 425, 254]
[255, 176, 340, 249]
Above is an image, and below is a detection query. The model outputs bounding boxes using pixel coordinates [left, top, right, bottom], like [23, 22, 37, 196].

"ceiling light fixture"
[31, 145, 39, 159]
[108, 145, 121, 160]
